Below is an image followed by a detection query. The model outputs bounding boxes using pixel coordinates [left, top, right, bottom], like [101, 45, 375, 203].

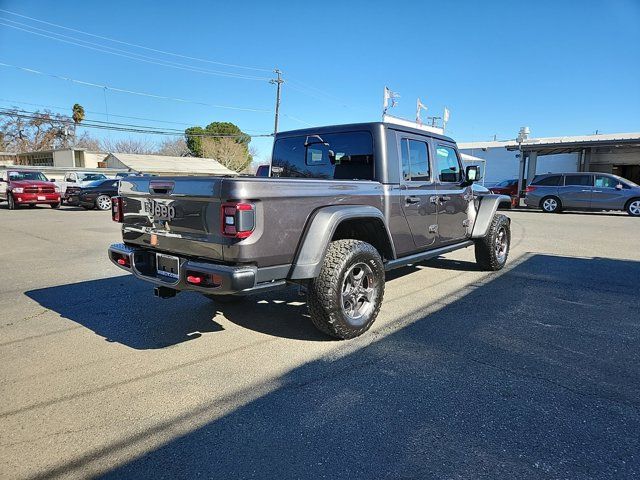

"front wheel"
[95, 195, 112, 211]
[7, 194, 16, 210]
[475, 214, 511, 271]
[307, 239, 385, 339]
[626, 199, 640, 217]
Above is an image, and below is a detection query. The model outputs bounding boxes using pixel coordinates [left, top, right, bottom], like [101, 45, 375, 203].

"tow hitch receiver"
[154, 286, 178, 299]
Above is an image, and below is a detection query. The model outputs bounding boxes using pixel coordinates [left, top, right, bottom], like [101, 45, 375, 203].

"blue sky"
[1, 0, 639, 160]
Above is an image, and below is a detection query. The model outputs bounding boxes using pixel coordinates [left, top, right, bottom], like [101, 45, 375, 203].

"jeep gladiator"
[109, 122, 511, 339]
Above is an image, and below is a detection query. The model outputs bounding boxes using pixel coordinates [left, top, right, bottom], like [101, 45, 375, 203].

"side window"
[400, 138, 430, 182]
[532, 175, 562, 186]
[435, 145, 462, 183]
[565, 175, 592, 186]
[594, 176, 618, 188]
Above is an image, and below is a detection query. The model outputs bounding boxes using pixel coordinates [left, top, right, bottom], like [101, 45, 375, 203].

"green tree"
[185, 121, 251, 158]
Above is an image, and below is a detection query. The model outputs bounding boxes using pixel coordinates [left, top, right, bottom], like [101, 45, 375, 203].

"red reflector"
[187, 275, 203, 285]
[117, 258, 126, 265]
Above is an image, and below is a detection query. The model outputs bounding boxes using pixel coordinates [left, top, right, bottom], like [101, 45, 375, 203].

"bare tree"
[157, 137, 189, 157]
[0, 108, 73, 152]
[74, 131, 101, 150]
[201, 137, 252, 172]
[100, 137, 155, 154]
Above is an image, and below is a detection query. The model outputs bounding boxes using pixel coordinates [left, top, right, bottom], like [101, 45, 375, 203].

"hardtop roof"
[276, 122, 456, 144]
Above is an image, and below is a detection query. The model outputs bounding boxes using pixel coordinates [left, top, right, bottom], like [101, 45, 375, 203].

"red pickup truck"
[0, 170, 61, 209]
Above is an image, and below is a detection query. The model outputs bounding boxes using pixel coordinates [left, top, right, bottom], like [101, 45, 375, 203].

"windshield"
[8, 171, 48, 182]
[79, 173, 107, 181]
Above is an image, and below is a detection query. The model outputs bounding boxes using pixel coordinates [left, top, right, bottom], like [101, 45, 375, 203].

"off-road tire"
[307, 239, 385, 339]
[540, 196, 561, 213]
[626, 198, 640, 217]
[475, 214, 510, 271]
[203, 294, 244, 304]
[7, 194, 16, 210]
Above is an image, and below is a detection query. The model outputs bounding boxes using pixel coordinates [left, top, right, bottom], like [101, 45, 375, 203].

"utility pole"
[270, 69, 284, 135]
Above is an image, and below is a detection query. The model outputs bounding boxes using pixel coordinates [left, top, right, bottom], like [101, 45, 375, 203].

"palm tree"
[72, 104, 85, 124]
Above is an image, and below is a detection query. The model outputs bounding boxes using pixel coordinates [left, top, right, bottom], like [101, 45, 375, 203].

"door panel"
[560, 174, 593, 208]
[591, 175, 626, 209]
[398, 136, 438, 249]
[434, 144, 468, 244]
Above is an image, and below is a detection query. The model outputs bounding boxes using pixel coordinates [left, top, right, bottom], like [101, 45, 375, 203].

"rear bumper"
[108, 243, 283, 295]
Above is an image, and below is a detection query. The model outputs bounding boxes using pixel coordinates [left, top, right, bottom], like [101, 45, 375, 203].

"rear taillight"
[221, 202, 255, 239]
[112, 196, 123, 222]
[525, 186, 537, 193]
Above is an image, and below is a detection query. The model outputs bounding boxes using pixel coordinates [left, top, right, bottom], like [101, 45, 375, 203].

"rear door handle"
[405, 196, 420, 204]
[580, 189, 592, 192]
[592, 190, 602, 193]
[440, 195, 451, 202]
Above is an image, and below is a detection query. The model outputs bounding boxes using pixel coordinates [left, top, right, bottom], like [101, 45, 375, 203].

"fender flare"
[471, 194, 511, 238]
[290, 205, 394, 279]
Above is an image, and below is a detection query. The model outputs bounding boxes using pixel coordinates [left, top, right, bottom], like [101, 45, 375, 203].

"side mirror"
[616, 184, 623, 190]
[49, 178, 56, 182]
[465, 165, 480, 183]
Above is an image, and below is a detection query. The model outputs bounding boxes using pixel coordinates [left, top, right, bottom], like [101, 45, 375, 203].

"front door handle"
[439, 195, 451, 202]
[592, 190, 602, 193]
[405, 196, 420, 204]
[580, 189, 592, 192]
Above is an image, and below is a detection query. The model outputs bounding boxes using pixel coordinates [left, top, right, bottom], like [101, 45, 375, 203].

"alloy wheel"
[341, 262, 376, 326]
[542, 198, 558, 212]
[495, 227, 508, 264]
[629, 200, 640, 216]
[96, 195, 112, 211]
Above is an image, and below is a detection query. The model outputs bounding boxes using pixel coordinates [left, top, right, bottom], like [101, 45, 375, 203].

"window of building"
[400, 138, 430, 182]
[435, 145, 462, 182]
[564, 175, 592, 186]
[74, 151, 85, 168]
[272, 131, 374, 180]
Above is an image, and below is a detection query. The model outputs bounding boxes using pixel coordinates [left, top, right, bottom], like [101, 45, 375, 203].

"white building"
[459, 132, 640, 188]
[14, 148, 107, 169]
[104, 153, 236, 176]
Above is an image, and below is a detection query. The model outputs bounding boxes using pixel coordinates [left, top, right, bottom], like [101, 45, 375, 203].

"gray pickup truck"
[109, 122, 511, 339]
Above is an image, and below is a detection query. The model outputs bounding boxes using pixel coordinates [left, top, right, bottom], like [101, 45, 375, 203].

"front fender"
[290, 205, 390, 280]
[471, 194, 511, 238]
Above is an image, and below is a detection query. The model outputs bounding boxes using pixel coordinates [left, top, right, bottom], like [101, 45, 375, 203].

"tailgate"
[118, 176, 227, 260]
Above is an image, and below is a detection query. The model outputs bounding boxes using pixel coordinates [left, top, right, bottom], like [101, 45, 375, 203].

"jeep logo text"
[144, 199, 175, 221]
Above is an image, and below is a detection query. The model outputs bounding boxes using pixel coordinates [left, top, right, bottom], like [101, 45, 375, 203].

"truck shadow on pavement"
[30, 254, 640, 479]
[24, 276, 328, 348]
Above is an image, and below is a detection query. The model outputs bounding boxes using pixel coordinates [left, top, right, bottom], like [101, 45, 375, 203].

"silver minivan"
[525, 172, 640, 216]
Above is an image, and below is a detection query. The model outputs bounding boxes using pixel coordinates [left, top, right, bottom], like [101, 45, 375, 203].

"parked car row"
[0, 169, 149, 211]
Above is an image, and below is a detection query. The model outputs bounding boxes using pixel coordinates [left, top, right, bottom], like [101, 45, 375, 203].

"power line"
[0, 8, 273, 73]
[0, 62, 272, 113]
[0, 108, 274, 138]
[0, 19, 271, 81]
[0, 98, 269, 133]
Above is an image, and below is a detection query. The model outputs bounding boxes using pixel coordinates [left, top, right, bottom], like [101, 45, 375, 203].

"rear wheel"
[307, 239, 384, 339]
[541, 196, 561, 213]
[475, 214, 510, 271]
[96, 195, 112, 211]
[626, 199, 640, 217]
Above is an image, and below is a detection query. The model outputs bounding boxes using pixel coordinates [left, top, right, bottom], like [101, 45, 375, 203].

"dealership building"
[459, 131, 640, 191]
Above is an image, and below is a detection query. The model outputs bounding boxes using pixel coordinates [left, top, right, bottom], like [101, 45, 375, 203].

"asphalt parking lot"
[1, 205, 639, 479]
